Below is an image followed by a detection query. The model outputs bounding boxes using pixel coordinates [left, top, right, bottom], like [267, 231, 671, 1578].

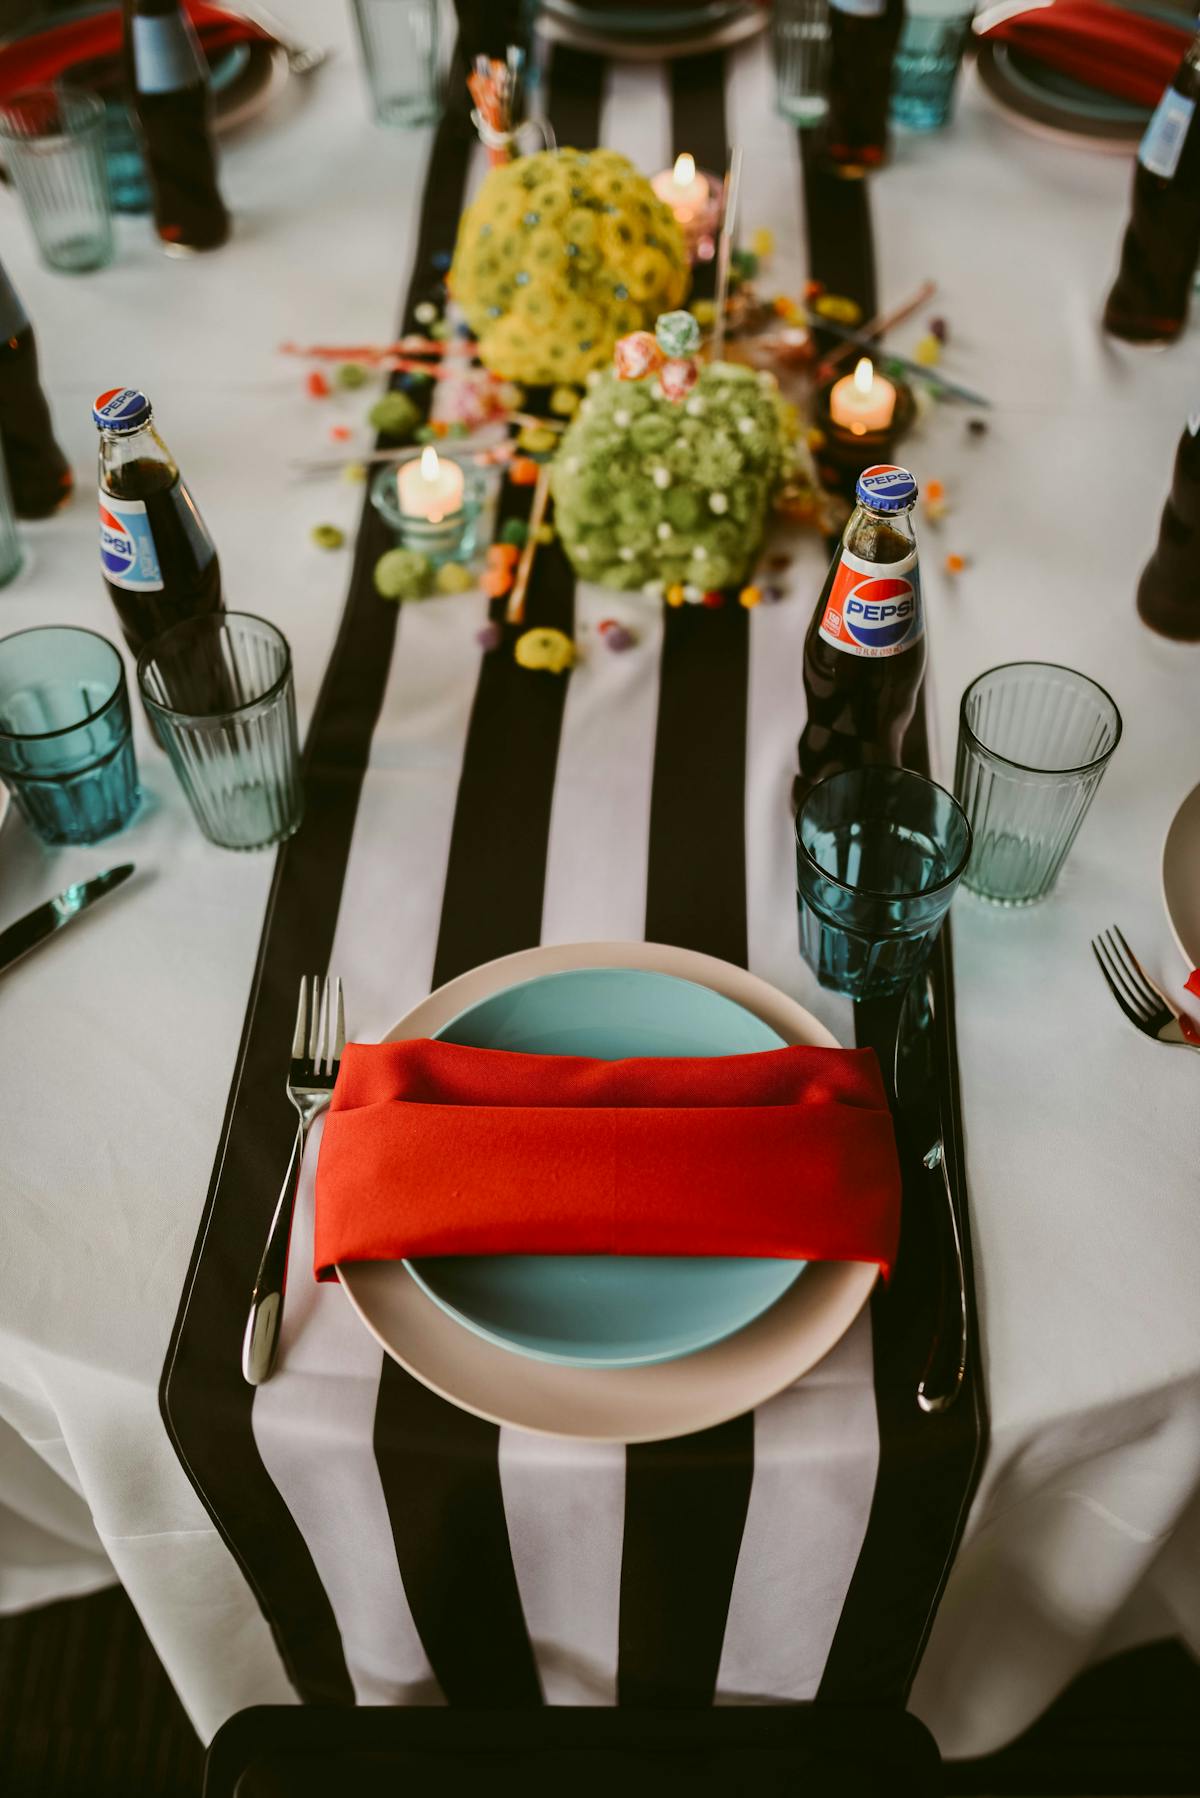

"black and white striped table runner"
[161, 31, 986, 1714]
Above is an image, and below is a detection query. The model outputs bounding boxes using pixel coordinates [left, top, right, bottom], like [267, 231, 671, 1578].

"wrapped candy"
[654, 309, 701, 360]
[659, 357, 699, 404]
[614, 331, 665, 381]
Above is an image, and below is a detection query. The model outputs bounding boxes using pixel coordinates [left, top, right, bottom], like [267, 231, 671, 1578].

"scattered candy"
[310, 523, 344, 550]
[517, 426, 558, 454]
[614, 330, 665, 381]
[369, 391, 421, 439]
[342, 461, 366, 483]
[655, 309, 702, 359]
[432, 250, 452, 273]
[926, 479, 945, 502]
[306, 370, 330, 399]
[482, 567, 514, 599]
[750, 227, 775, 261]
[666, 583, 686, 607]
[763, 583, 786, 603]
[803, 279, 824, 301]
[945, 553, 967, 575]
[683, 584, 703, 603]
[967, 417, 988, 438]
[739, 585, 762, 609]
[500, 517, 528, 547]
[603, 625, 636, 651]
[731, 249, 758, 283]
[476, 621, 503, 651]
[374, 547, 432, 600]
[430, 319, 451, 341]
[535, 522, 555, 545]
[690, 299, 716, 329]
[329, 424, 352, 442]
[659, 357, 699, 403]
[514, 627, 575, 673]
[336, 362, 369, 390]
[414, 301, 439, 325]
[436, 561, 475, 594]
[487, 541, 521, 569]
[702, 589, 725, 609]
[415, 424, 436, 443]
[508, 456, 540, 486]
[813, 294, 862, 326]
[549, 385, 580, 416]
[885, 359, 907, 381]
[929, 317, 948, 344]
[914, 333, 941, 367]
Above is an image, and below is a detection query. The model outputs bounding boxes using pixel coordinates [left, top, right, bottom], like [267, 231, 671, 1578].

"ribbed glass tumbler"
[954, 662, 1122, 906]
[0, 88, 113, 273]
[138, 613, 304, 852]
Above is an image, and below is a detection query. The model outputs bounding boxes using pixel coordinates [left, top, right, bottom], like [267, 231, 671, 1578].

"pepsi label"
[99, 491, 163, 592]
[1139, 88, 1195, 181]
[817, 544, 922, 658]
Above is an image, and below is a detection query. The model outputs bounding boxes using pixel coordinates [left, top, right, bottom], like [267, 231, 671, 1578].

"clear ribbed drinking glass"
[0, 442, 23, 588]
[138, 613, 304, 852]
[351, 0, 440, 128]
[0, 89, 114, 273]
[771, 0, 832, 128]
[954, 662, 1122, 906]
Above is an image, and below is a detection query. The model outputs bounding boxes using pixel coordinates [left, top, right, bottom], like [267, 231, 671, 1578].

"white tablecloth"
[1, 1, 1198, 1760]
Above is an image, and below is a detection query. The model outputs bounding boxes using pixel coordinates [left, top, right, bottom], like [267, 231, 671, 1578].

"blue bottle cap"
[92, 388, 152, 433]
[856, 464, 918, 513]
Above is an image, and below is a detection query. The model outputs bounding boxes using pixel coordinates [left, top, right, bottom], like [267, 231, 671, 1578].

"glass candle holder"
[813, 370, 915, 496]
[370, 456, 485, 565]
[650, 155, 724, 263]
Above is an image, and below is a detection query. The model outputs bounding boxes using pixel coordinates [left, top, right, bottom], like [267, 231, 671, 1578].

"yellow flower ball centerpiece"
[552, 312, 792, 595]
[449, 149, 690, 386]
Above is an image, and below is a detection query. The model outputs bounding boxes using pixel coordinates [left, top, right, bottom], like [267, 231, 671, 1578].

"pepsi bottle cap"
[92, 389, 152, 433]
[856, 465, 918, 513]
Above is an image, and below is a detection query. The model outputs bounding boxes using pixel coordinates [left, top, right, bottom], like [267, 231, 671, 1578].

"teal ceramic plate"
[404, 967, 806, 1369]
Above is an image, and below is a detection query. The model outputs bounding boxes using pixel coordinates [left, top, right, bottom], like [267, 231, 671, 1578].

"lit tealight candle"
[829, 357, 897, 437]
[397, 445, 465, 524]
[651, 152, 723, 258]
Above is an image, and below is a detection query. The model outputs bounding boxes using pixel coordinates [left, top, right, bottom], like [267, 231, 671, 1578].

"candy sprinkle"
[945, 553, 967, 575]
[739, 585, 762, 609]
[665, 583, 686, 608]
[306, 370, 330, 399]
[702, 589, 725, 609]
[310, 523, 344, 550]
[336, 362, 369, 390]
[508, 456, 540, 486]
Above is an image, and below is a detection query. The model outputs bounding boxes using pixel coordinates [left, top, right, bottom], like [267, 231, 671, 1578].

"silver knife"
[0, 864, 136, 977]
[894, 969, 969, 1414]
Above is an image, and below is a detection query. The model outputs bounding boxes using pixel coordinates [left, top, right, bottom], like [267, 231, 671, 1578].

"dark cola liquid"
[0, 322, 73, 520]
[824, 0, 905, 175]
[137, 82, 229, 253]
[103, 455, 222, 654]
[794, 517, 925, 812]
[1104, 63, 1200, 343]
[1137, 423, 1200, 639]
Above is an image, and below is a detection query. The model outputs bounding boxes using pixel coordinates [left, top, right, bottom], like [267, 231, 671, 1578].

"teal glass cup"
[138, 612, 303, 852]
[0, 627, 140, 845]
[890, 0, 975, 132]
[796, 766, 972, 1000]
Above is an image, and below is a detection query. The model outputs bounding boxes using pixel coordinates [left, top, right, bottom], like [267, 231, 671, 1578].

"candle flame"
[673, 152, 696, 187]
[853, 357, 874, 395]
[420, 445, 440, 481]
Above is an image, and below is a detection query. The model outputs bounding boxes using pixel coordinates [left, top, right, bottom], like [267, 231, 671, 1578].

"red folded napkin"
[314, 1039, 902, 1283]
[0, 4, 271, 101]
[977, 0, 1190, 109]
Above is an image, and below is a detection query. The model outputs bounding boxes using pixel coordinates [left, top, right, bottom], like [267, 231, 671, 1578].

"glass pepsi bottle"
[1136, 412, 1200, 640]
[1104, 28, 1200, 345]
[124, 0, 230, 254]
[0, 259, 73, 519]
[795, 464, 926, 812]
[824, 0, 905, 177]
[94, 388, 222, 659]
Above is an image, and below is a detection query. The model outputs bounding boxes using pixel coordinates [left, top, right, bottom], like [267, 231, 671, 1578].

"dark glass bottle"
[123, 0, 230, 255]
[795, 465, 926, 813]
[1136, 414, 1200, 640]
[0, 260, 73, 519]
[824, 0, 905, 178]
[94, 387, 222, 660]
[1104, 30, 1200, 345]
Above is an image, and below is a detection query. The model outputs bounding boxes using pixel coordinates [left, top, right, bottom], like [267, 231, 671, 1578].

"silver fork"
[1091, 927, 1200, 1052]
[242, 975, 346, 1385]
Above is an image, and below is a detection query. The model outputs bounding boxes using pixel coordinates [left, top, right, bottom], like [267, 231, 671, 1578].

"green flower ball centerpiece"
[449, 149, 690, 385]
[552, 312, 792, 597]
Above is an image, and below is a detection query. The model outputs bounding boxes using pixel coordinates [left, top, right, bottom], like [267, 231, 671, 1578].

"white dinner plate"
[1162, 779, 1200, 971]
[337, 941, 878, 1443]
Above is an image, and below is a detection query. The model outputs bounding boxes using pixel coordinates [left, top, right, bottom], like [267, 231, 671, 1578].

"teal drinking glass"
[0, 89, 114, 274]
[0, 627, 139, 845]
[138, 612, 303, 852]
[796, 766, 972, 1000]
[351, 0, 440, 128]
[954, 662, 1122, 906]
[891, 0, 975, 132]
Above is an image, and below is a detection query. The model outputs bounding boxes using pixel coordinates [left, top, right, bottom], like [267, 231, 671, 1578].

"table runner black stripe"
[617, 54, 754, 1712]
[367, 44, 607, 1711]
[157, 41, 480, 1707]
[796, 135, 989, 1704]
